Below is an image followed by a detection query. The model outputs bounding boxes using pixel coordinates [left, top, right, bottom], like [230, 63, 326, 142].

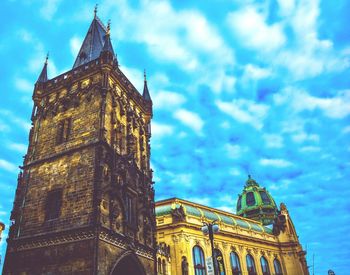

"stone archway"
[111, 252, 146, 275]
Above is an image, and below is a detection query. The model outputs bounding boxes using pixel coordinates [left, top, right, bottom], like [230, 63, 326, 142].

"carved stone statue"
[171, 206, 186, 222]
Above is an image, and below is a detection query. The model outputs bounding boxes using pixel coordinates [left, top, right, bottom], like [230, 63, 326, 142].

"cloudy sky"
[1, 0, 350, 273]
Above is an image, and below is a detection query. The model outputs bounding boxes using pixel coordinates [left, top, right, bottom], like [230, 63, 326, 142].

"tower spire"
[94, 4, 98, 18]
[142, 69, 152, 101]
[36, 53, 48, 83]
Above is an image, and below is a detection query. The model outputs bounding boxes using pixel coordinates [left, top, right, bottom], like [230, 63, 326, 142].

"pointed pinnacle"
[94, 4, 98, 18]
[107, 19, 111, 35]
[45, 52, 49, 64]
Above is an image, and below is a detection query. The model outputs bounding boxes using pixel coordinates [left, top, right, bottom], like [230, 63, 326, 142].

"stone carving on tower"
[3, 8, 156, 275]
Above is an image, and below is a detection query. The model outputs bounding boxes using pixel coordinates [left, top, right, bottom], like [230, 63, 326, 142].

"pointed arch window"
[273, 259, 283, 275]
[193, 245, 206, 275]
[246, 254, 257, 275]
[260, 256, 271, 275]
[230, 252, 242, 275]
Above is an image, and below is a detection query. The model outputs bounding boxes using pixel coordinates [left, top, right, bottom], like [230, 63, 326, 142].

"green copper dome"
[236, 175, 278, 225]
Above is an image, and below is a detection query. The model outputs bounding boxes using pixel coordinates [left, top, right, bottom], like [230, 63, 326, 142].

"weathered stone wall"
[4, 239, 94, 275]
[28, 80, 102, 162]
[19, 148, 95, 237]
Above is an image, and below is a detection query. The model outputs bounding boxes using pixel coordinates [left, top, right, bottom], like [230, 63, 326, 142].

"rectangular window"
[45, 189, 63, 220]
[56, 118, 71, 144]
[125, 194, 135, 225]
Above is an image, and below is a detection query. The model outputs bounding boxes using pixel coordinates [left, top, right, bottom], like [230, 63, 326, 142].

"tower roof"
[73, 14, 111, 68]
[142, 70, 152, 101]
[37, 54, 48, 83]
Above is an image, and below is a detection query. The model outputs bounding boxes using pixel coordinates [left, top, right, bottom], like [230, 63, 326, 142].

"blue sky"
[0, 0, 350, 273]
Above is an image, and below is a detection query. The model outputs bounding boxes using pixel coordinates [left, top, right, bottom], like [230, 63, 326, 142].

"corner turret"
[36, 54, 48, 83]
[142, 70, 152, 102]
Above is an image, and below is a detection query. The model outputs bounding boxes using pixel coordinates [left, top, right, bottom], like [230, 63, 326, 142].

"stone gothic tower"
[3, 12, 156, 275]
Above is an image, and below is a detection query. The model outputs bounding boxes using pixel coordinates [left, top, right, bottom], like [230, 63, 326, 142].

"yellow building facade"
[155, 197, 308, 275]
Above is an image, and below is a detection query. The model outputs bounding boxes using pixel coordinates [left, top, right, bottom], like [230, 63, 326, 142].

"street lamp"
[201, 221, 220, 275]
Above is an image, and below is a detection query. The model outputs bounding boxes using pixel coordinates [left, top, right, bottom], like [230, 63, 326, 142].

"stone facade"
[3, 14, 156, 275]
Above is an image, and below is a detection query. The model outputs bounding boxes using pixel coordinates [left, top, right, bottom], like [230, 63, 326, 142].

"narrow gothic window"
[125, 194, 135, 225]
[45, 189, 62, 220]
[57, 118, 71, 144]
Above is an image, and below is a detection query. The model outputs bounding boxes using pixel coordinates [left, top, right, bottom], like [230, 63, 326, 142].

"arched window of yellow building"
[157, 257, 162, 274]
[273, 258, 283, 275]
[162, 259, 167, 275]
[214, 249, 226, 275]
[230, 252, 241, 275]
[246, 254, 257, 275]
[193, 245, 206, 275]
[260, 256, 271, 275]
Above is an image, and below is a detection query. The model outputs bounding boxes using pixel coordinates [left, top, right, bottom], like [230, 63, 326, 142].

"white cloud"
[275, 0, 349, 79]
[263, 134, 284, 148]
[174, 109, 204, 134]
[15, 78, 32, 93]
[120, 66, 143, 92]
[300, 146, 321, 153]
[153, 91, 186, 110]
[342, 126, 350, 134]
[69, 36, 82, 58]
[277, 0, 296, 16]
[8, 142, 27, 154]
[107, 0, 235, 93]
[216, 99, 269, 130]
[243, 64, 272, 81]
[292, 133, 319, 143]
[225, 144, 247, 159]
[184, 196, 211, 206]
[227, 6, 286, 52]
[229, 167, 241, 176]
[274, 87, 350, 119]
[150, 73, 170, 88]
[40, 0, 62, 20]
[151, 122, 174, 138]
[259, 158, 293, 168]
[0, 159, 18, 173]
[0, 109, 31, 132]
